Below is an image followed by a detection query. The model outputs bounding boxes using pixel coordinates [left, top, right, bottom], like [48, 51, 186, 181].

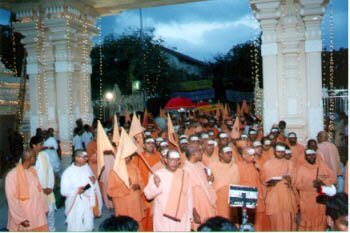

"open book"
[265, 176, 283, 184]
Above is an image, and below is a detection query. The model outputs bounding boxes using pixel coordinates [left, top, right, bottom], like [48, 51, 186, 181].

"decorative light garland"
[251, 12, 262, 119]
[11, 21, 22, 131]
[156, 44, 162, 96]
[65, 11, 74, 140]
[82, 15, 89, 123]
[11, 29, 18, 76]
[40, 16, 50, 129]
[98, 18, 103, 120]
[327, 0, 335, 141]
[35, 18, 43, 128]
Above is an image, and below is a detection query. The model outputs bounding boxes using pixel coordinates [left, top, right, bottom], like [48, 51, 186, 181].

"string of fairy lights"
[40, 15, 50, 129]
[251, 13, 262, 119]
[327, 0, 335, 141]
[35, 18, 43, 128]
[65, 11, 74, 139]
[12, 23, 21, 130]
[98, 18, 103, 120]
[81, 15, 89, 123]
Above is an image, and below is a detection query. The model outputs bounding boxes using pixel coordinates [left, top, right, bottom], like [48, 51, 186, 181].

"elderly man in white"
[61, 150, 102, 231]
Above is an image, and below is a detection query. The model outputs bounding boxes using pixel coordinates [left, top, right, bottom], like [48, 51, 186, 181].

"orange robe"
[209, 160, 239, 222]
[261, 158, 298, 231]
[290, 143, 305, 166]
[237, 161, 270, 231]
[184, 127, 195, 137]
[256, 148, 274, 169]
[151, 161, 165, 173]
[229, 143, 242, 162]
[202, 151, 219, 167]
[317, 141, 342, 176]
[183, 161, 216, 230]
[107, 162, 145, 225]
[5, 166, 48, 231]
[276, 134, 287, 143]
[133, 151, 161, 231]
[87, 140, 97, 177]
[295, 158, 336, 231]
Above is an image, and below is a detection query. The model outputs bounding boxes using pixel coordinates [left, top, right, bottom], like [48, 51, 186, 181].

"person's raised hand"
[154, 175, 161, 188]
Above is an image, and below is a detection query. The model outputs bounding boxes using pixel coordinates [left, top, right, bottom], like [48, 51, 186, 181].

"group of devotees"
[4, 104, 348, 232]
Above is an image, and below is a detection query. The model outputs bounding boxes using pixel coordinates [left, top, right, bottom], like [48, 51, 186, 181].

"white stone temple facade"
[0, 0, 329, 155]
[251, 0, 327, 141]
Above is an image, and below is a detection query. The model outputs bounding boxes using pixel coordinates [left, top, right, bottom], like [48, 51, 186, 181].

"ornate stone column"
[251, 0, 328, 142]
[12, 2, 98, 155]
[13, 10, 47, 136]
[300, 0, 327, 139]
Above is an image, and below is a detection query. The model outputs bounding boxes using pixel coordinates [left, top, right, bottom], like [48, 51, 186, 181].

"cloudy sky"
[0, 0, 348, 61]
[98, 0, 348, 61]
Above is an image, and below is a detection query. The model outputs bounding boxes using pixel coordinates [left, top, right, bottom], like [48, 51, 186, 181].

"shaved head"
[317, 131, 328, 143]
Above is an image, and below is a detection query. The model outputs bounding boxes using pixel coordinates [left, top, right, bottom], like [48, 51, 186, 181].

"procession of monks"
[88, 103, 347, 232]
[4, 102, 348, 232]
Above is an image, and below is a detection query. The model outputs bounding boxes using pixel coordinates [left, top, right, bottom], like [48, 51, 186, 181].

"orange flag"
[241, 100, 250, 114]
[159, 108, 166, 118]
[129, 112, 145, 138]
[223, 104, 229, 119]
[125, 109, 131, 123]
[97, 120, 115, 177]
[142, 108, 149, 127]
[215, 104, 220, 121]
[112, 115, 120, 146]
[230, 116, 241, 139]
[167, 113, 179, 149]
[236, 103, 241, 116]
[113, 128, 138, 188]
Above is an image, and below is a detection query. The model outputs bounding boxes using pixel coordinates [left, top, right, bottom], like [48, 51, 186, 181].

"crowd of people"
[3, 103, 349, 232]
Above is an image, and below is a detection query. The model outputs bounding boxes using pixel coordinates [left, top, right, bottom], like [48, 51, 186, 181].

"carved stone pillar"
[13, 12, 47, 136]
[300, 0, 328, 139]
[251, 0, 328, 142]
[12, 2, 98, 156]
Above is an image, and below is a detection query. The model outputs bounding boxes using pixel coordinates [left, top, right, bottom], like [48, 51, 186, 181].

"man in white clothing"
[72, 128, 84, 151]
[43, 130, 61, 174]
[31, 136, 56, 232]
[61, 150, 102, 231]
[81, 124, 93, 150]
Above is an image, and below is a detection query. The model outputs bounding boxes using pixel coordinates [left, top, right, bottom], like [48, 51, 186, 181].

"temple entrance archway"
[0, 0, 329, 155]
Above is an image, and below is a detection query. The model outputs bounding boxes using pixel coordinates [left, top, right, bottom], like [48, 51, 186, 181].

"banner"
[172, 89, 215, 102]
[226, 90, 254, 102]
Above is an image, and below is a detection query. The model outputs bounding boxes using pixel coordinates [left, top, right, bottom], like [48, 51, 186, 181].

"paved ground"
[0, 156, 113, 232]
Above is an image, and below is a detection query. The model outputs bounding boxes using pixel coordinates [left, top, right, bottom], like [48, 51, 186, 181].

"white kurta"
[60, 163, 102, 231]
[72, 135, 84, 151]
[35, 151, 56, 231]
[144, 168, 193, 232]
[81, 131, 93, 149]
[44, 137, 61, 173]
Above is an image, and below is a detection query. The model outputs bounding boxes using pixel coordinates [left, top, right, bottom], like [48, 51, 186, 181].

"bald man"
[317, 131, 342, 177]
[183, 144, 216, 230]
[5, 149, 49, 231]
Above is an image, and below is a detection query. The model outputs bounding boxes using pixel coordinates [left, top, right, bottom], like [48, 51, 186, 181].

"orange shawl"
[16, 163, 41, 201]
[163, 169, 190, 222]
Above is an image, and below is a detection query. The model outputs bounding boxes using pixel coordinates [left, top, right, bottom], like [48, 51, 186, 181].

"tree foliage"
[0, 13, 25, 76]
[206, 37, 263, 93]
[90, 29, 171, 100]
[322, 48, 348, 89]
